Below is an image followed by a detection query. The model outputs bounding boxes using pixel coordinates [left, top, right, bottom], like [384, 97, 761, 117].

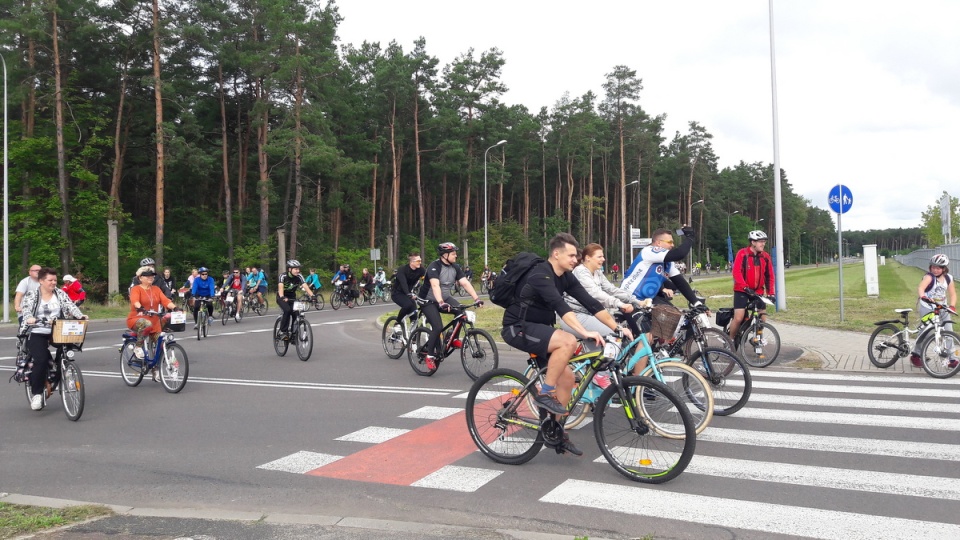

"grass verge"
[0, 502, 113, 539]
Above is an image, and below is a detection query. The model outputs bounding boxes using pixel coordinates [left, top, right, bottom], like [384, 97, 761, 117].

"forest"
[0, 0, 933, 299]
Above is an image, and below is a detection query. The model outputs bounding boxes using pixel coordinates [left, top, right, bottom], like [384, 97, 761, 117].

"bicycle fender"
[874, 320, 901, 326]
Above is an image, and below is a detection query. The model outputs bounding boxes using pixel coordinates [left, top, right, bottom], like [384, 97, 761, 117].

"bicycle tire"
[683, 328, 736, 359]
[295, 318, 314, 361]
[407, 328, 438, 376]
[356, 291, 365, 307]
[465, 368, 544, 465]
[637, 361, 714, 437]
[460, 328, 499, 380]
[521, 364, 590, 430]
[593, 376, 696, 484]
[314, 293, 325, 310]
[481, 281, 489, 295]
[919, 330, 960, 379]
[120, 341, 145, 387]
[202, 316, 209, 338]
[273, 317, 289, 357]
[159, 343, 189, 393]
[867, 323, 906, 368]
[739, 321, 781, 368]
[331, 291, 342, 310]
[221, 302, 230, 325]
[368, 290, 378, 305]
[686, 347, 752, 416]
[196, 311, 203, 341]
[382, 316, 406, 359]
[60, 361, 84, 421]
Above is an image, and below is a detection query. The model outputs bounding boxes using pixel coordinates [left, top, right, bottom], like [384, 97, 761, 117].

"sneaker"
[281, 332, 291, 341]
[534, 392, 567, 415]
[559, 434, 583, 456]
[424, 355, 437, 370]
[393, 324, 403, 335]
[910, 353, 922, 367]
[30, 393, 43, 411]
[134, 347, 145, 360]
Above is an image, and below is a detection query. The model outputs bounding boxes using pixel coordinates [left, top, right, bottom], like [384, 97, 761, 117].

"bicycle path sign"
[828, 184, 853, 214]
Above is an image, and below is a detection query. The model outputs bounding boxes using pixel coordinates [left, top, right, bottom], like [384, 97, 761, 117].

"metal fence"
[894, 243, 960, 270]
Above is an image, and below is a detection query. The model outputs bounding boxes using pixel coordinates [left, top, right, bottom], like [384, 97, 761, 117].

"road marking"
[410, 465, 502, 492]
[748, 392, 960, 413]
[751, 380, 958, 398]
[752, 370, 960, 386]
[541, 479, 960, 540]
[731, 407, 960, 430]
[400, 406, 462, 420]
[336, 427, 410, 444]
[700, 427, 960, 461]
[257, 451, 342, 474]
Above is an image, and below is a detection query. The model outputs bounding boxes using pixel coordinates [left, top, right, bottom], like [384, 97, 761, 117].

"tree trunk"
[152, 0, 165, 268]
[51, 5, 72, 271]
[413, 91, 426, 257]
[289, 39, 305, 259]
[109, 63, 129, 220]
[219, 62, 234, 267]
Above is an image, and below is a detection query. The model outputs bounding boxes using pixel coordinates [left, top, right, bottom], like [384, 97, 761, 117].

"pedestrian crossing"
[256, 369, 960, 539]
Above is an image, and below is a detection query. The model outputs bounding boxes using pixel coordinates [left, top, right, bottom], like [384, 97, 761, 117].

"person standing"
[728, 230, 775, 342]
[610, 262, 619, 282]
[14, 265, 42, 320]
[912, 254, 957, 367]
[61, 274, 86, 306]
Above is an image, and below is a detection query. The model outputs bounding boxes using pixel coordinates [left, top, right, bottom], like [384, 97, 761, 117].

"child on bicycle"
[912, 254, 957, 367]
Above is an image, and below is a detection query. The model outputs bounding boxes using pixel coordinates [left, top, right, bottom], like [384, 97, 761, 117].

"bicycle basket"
[166, 311, 187, 332]
[716, 308, 733, 329]
[51, 319, 87, 345]
[650, 304, 683, 342]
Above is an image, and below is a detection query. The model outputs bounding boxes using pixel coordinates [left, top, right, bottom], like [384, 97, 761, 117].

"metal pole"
[769, 0, 786, 311]
[727, 210, 739, 262]
[1, 53, 8, 323]
[483, 140, 506, 271]
[838, 203, 844, 321]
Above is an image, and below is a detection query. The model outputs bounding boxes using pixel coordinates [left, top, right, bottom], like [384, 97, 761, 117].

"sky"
[335, 0, 960, 232]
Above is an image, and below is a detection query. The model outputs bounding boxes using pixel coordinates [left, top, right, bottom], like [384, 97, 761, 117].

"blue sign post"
[829, 184, 853, 321]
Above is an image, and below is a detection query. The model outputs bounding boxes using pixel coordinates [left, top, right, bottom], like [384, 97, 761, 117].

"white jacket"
[565, 265, 636, 315]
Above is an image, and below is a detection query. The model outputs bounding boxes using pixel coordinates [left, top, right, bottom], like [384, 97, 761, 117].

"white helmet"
[748, 230, 767, 241]
[931, 254, 949, 267]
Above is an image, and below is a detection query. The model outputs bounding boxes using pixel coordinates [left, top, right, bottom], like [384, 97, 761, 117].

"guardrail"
[894, 243, 960, 270]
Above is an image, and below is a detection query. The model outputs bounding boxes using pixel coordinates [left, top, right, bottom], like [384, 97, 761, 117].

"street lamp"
[688, 199, 703, 280]
[483, 139, 507, 270]
[755, 217, 765, 228]
[1, 52, 8, 323]
[623, 180, 640, 274]
[726, 210, 740, 262]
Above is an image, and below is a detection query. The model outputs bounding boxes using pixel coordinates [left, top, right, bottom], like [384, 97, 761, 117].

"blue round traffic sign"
[828, 184, 853, 214]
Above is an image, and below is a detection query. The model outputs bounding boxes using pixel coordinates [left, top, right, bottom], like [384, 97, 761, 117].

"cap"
[62, 274, 76, 282]
[137, 266, 157, 277]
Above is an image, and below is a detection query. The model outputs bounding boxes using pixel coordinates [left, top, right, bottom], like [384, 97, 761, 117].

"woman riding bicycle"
[911, 254, 957, 367]
[304, 268, 322, 293]
[19, 267, 89, 410]
[277, 259, 315, 339]
[190, 267, 218, 329]
[128, 266, 178, 361]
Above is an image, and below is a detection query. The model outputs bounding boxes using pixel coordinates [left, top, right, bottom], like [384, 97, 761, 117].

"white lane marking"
[731, 408, 960, 431]
[400, 406, 462, 420]
[336, 427, 410, 443]
[685, 455, 960, 499]
[700, 428, 960, 461]
[411, 465, 503, 492]
[748, 392, 960, 414]
[542, 479, 960, 540]
[752, 380, 958, 398]
[751, 370, 959, 385]
[256, 451, 342, 474]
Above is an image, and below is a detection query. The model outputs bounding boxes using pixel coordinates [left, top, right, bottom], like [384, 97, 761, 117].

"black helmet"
[198, 266, 209, 273]
[438, 242, 458, 255]
[140, 257, 156, 266]
[287, 259, 301, 269]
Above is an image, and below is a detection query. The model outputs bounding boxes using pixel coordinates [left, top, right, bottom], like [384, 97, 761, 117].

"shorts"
[733, 291, 766, 310]
[258, 284, 267, 294]
[501, 322, 556, 361]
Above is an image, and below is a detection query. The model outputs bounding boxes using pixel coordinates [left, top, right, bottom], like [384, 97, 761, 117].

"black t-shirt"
[393, 264, 426, 296]
[278, 272, 305, 299]
[419, 260, 466, 302]
[502, 261, 604, 326]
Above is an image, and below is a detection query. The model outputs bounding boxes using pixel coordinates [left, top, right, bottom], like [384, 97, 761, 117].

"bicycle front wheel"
[407, 328, 437, 376]
[920, 330, 960, 379]
[683, 328, 736, 359]
[314, 293, 325, 310]
[221, 303, 230, 325]
[331, 291, 342, 310]
[686, 347, 752, 416]
[460, 328, 499, 380]
[639, 361, 714, 437]
[739, 321, 781, 368]
[295, 318, 314, 361]
[594, 376, 696, 484]
[273, 317, 289, 357]
[159, 343, 189, 393]
[60, 360, 85, 421]
[120, 341, 145, 387]
[382, 316, 406, 359]
[867, 323, 905, 368]
[196, 312, 203, 341]
[465, 368, 543, 465]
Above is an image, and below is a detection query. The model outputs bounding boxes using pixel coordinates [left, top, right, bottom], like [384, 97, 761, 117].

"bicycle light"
[65, 350, 76, 360]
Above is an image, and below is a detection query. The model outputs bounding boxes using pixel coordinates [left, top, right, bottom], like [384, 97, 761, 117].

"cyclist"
[277, 259, 315, 339]
[190, 267, 217, 329]
[728, 230, 775, 342]
[391, 253, 426, 333]
[14, 264, 42, 322]
[129, 257, 172, 299]
[481, 266, 491, 291]
[19, 267, 89, 410]
[374, 267, 387, 295]
[359, 268, 375, 298]
[912, 254, 957, 367]
[248, 265, 267, 305]
[220, 268, 245, 317]
[304, 268, 323, 293]
[128, 266, 178, 365]
[332, 264, 357, 308]
[160, 268, 176, 293]
[561, 243, 639, 336]
[500, 233, 628, 456]
[60, 274, 86, 307]
[621, 226, 701, 306]
[418, 242, 482, 370]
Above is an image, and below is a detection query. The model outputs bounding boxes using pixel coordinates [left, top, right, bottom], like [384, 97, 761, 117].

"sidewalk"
[775, 321, 927, 374]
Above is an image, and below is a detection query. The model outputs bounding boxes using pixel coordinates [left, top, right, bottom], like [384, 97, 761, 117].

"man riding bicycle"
[191, 267, 218, 329]
[248, 266, 267, 305]
[277, 260, 315, 339]
[418, 242, 482, 371]
[729, 230, 775, 342]
[219, 268, 245, 316]
[332, 264, 358, 308]
[391, 253, 426, 332]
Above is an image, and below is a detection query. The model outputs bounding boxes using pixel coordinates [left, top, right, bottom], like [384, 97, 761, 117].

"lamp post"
[755, 217, 765, 228]
[1, 52, 8, 323]
[726, 210, 739, 263]
[483, 139, 507, 270]
[799, 231, 805, 266]
[623, 180, 639, 274]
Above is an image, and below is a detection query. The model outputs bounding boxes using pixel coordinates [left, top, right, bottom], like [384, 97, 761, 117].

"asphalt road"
[2, 302, 960, 539]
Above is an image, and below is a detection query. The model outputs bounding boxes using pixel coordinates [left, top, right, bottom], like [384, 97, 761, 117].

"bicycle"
[12, 319, 86, 421]
[221, 289, 243, 325]
[119, 310, 189, 393]
[358, 286, 376, 306]
[330, 282, 355, 310]
[272, 299, 314, 361]
[381, 301, 431, 359]
[297, 291, 325, 311]
[176, 288, 191, 311]
[451, 282, 468, 298]
[372, 283, 391, 303]
[407, 301, 497, 380]
[465, 332, 696, 484]
[641, 302, 736, 360]
[193, 297, 214, 340]
[720, 290, 781, 368]
[868, 298, 960, 378]
[244, 288, 269, 315]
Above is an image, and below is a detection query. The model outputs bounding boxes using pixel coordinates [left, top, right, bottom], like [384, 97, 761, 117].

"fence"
[894, 243, 960, 270]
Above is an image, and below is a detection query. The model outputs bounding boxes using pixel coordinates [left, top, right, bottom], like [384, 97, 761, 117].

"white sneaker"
[134, 347, 145, 360]
[30, 393, 43, 410]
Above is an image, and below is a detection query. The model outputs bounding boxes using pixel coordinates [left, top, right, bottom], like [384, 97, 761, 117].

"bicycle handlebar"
[920, 297, 958, 316]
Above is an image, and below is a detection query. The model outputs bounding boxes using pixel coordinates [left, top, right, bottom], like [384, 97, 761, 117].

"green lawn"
[0, 502, 112, 539]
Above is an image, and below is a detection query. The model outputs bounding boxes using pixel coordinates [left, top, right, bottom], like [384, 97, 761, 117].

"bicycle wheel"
[481, 281, 489, 294]
[522, 364, 591, 430]
[331, 291, 342, 310]
[407, 328, 438, 376]
[465, 368, 543, 465]
[159, 343, 189, 393]
[368, 290, 378, 305]
[461, 328, 499, 380]
[594, 376, 696, 484]
[60, 361, 84, 421]
[273, 317, 289, 356]
[314, 293, 325, 310]
[120, 341, 145, 387]
[868, 323, 906, 368]
[295, 318, 313, 361]
[919, 330, 960, 379]
[638, 361, 714, 437]
[686, 347, 752, 416]
[382, 316, 406, 359]
[356, 291, 365, 307]
[202, 315, 209, 338]
[683, 328, 736, 358]
[739, 321, 781, 368]
[196, 312, 203, 341]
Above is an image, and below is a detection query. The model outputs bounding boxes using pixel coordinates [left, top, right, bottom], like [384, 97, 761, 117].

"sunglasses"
[200, 272, 208, 276]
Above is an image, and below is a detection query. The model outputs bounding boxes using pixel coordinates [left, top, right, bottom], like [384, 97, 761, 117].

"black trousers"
[26, 333, 54, 396]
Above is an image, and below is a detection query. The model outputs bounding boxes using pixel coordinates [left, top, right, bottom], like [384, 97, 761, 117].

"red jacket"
[733, 247, 775, 296]
[62, 280, 86, 303]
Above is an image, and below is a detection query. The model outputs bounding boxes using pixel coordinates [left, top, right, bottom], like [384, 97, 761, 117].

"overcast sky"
[335, 0, 959, 232]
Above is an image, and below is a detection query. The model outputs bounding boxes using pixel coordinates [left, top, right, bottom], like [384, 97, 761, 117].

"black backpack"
[489, 252, 545, 308]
